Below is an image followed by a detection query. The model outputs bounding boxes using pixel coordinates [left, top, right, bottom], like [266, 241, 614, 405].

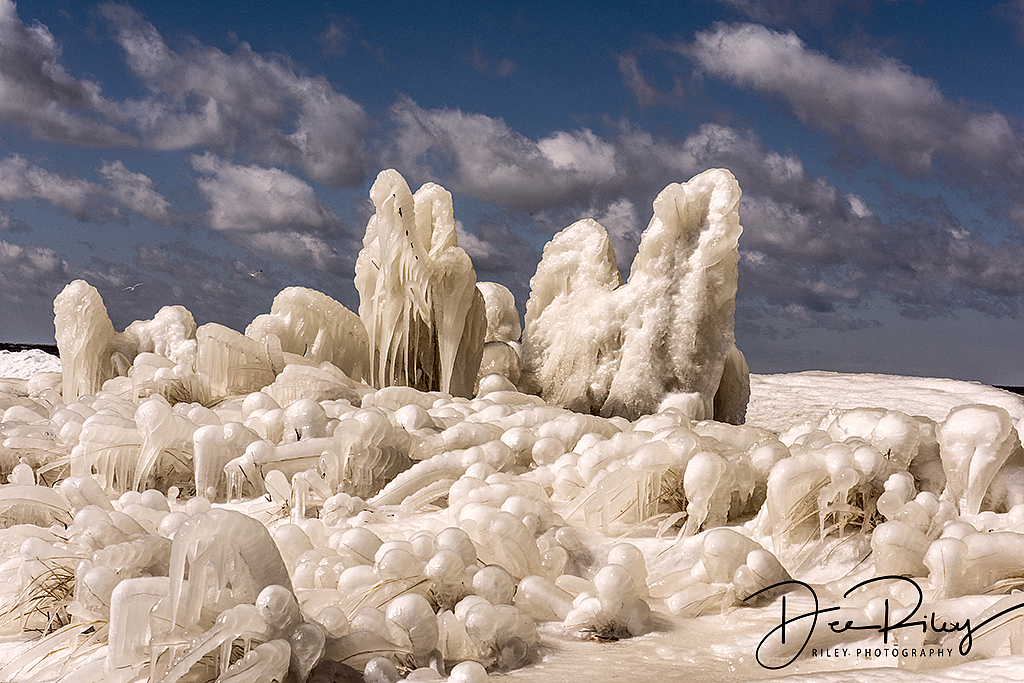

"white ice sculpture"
[193, 422, 260, 501]
[169, 508, 292, 631]
[354, 169, 486, 398]
[522, 169, 746, 422]
[477, 282, 522, 343]
[53, 280, 136, 402]
[245, 286, 369, 383]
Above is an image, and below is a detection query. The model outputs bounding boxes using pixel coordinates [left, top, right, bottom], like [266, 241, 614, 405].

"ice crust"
[3, 170, 1024, 683]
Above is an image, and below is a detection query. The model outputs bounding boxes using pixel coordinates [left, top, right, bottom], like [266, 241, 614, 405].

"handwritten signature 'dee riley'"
[744, 575, 1024, 670]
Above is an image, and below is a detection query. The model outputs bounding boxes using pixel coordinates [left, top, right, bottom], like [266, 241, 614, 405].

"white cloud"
[846, 194, 872, 218]
[191, 153, 343, 233]
[101, 3, 369, 187]
[386, 99, 1024, 322]
[0, 0, 132, 146]
[0, 240, 71, 303]
[682, 23, 1024, 178]
[388, 98, 616, 210]
[0, 156, 94, 217]
[247, 230, 348, 273]
[615, 53, 662, 108]
[593, 198, 641, 270]
[454, 220, 496, 264]
[99, 160, 170, 223]
[0, 155, 170, 224]
[537, 130, 618, 182]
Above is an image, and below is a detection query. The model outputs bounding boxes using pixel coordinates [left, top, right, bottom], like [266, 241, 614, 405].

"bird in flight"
[123, 283, 143, 291]
[249, 270, 263, 277]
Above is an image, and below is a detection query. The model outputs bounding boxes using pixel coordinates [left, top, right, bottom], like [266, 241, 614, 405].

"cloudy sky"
[1, 0, 1023, 385]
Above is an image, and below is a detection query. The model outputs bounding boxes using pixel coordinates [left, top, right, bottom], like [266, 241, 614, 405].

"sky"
[0, 0, 1023, 385]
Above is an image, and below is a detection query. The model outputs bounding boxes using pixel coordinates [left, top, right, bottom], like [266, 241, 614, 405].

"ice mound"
[355, 170, 486, 398]
[522, 169, 748, 422]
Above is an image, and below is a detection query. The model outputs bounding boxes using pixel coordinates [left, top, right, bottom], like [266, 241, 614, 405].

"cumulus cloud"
[246, 231, 350, 274]
[98, 160, 170, 223]
[593, 198, 642, 270]
[0, 155, 170, 224]
[0, 0, 132, 146]
[190, 154, 353, 274]
[388, 98, 622, 210]
[680, 23, 1024, 180]
[455, 219, 536, 278]
[874, 198, 1024, 317]
[191, 153, 342, 233]
[100, 3, 369, 187]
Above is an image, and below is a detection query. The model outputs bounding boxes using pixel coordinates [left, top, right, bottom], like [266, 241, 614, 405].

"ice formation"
[5, 169, 1024, 682]
[53, 280, 134, 402]
[522, 169, 749, 422]
[475, 282, 523, 389]
[246, 286, 370, 383]
[354, 170, 486, 398]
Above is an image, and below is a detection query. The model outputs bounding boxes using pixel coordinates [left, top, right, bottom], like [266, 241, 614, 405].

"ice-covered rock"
[522, 169, 747, 422]
[475, 282, 523, 389]
[563, 545, 652, 639]
[169, 508, 291, 631]
[355, 169, 486, 398]
[24, 169, 1024, 682]
[195, 323, 277, 400]
[477, 282, 521, 344]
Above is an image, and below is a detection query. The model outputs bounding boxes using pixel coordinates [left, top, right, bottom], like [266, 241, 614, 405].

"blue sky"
[1, 0, 1023, 385]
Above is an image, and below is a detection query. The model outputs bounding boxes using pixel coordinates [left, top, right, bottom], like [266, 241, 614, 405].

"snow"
[0, 350, 59, 380]
[747, 371, 1024, 433]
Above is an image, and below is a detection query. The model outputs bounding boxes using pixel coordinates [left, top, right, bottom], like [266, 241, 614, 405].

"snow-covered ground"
[3, 349, 1024, 683]
[747, 371, 1024, 432]
[0, 349, 60, 380]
